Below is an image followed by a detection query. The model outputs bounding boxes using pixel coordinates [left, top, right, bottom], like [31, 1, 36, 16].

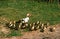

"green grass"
[0, 0, 60, 24]
[6, 30, 22, 37]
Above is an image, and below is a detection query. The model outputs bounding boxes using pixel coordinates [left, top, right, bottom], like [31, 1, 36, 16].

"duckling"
[40, 23, 45, 32]
[29, 23, 35, 31]
[19, 23, 22, 29]
[13, 21, 16, 28]
[31, 24, 35, 30]
[39, 22, 42, 29]
[9, 21, 13, 28]
[25, 23, 28, 28]
[44, 22, 49, 29]
[21, 22, 26, 29]
[29, 23, 32, 31]
[14, 21, 20, 30]
[9, 21, 16, 29]
[35, 21, 41, 30]
[49, 26, 55, 32]
[36, 21, 40, 25]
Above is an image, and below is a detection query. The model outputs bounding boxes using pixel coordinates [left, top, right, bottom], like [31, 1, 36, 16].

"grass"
[6, 30, 22, 37]
[0, 1, 59, 24]
[0, 0, 60, 37]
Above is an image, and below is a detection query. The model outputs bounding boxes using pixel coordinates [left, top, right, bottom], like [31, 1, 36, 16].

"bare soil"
[0, 24, 60, 39]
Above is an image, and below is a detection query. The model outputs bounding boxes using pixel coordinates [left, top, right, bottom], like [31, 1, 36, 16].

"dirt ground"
[0, 24, 60, 39]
